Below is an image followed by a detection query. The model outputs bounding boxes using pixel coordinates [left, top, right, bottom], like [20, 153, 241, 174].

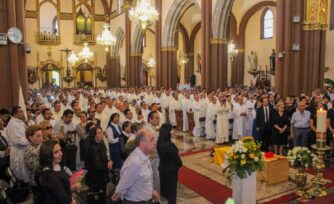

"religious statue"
[248, 51, 258, 71]
[269, 49, 276, 71]
[27, 67, 38, 84]
[196, 53, 201, 73]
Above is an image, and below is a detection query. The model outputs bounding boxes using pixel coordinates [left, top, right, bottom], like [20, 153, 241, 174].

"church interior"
[0, 0, 334, 203]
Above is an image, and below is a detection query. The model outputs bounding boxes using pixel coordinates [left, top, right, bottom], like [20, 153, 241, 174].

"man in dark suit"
[256, 97, 274, 151]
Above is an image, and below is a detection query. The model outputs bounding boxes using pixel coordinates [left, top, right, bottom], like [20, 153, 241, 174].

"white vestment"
[244, 100, 256, 136]
[192, 100, 203, 137]
[168, 98, 181, 126]
[6, 118, 30, 182]
[216, 103, 231, 143]
[205, 102, 217, 139]
[232, 102, 247, 140]
[181, 98, 191, 132]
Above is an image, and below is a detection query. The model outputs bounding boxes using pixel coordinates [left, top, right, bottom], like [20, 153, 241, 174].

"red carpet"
[179, 166, 232, 204]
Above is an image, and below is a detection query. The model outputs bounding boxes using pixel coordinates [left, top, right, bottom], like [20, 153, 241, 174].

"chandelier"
[79, 42, 93, 62]
[228, 41, 238, 61]
[96, 23, 117, 52]
[129, 0, 159, 29]
[147, 56, 156, 68]
[68, 51, 79, 65]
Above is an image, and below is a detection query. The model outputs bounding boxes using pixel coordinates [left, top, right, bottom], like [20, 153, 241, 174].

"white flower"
[241, 154, 245, 159]
[254, 157, 259, 162]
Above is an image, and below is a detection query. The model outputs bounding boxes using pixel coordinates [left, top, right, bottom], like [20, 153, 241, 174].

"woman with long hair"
[37, 140, 80, 204]
[157, 123, 182, 204]
[85, 127, 112, 204]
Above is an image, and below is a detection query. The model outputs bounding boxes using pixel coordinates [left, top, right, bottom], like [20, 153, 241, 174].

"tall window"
[261, 9, 274, 39]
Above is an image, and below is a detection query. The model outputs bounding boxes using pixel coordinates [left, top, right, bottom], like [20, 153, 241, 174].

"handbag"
[4, 168, 30, 203]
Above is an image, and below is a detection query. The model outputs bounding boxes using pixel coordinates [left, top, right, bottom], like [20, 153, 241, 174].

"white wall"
[244, 7, 276, 86]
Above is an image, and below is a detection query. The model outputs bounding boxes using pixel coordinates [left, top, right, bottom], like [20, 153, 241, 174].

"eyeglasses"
[45, 126, 52, 130]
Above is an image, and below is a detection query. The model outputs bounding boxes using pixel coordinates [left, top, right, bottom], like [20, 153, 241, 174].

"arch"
[212, 0, 234, 39]
[162, 0, 199, 47]
[112, 27, 125, 56]
[261, 8, 274, 39]
[239, 1, 276, 48]
[178, 23, 190, 52]
[131, 24, 146, 53]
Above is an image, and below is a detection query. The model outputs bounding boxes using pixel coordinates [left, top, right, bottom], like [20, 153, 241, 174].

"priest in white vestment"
[181, 94, 192, 132]
[192, 94, 203, 137]
[232, 96, 247, 140]
[216, 97, 231, 144]
[244, 94, 256, 136]
[205, 96, 218, 140]
[6, 107, 30, 182]
[168, 93, 181, 127]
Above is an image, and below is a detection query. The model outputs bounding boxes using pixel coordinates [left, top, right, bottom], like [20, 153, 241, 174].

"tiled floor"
[174, 132, 216, 204]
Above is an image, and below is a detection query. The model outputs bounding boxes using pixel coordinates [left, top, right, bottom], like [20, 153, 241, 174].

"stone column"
[129, 54, 142, 87]
[109, 56, 121, 87]
[0, 0, 26, 109]
[160, 48, 177, 89]
[125, 3, 131, 87]
[106, 51, 112, 87]
[155, 0, 162, 88]
[201, 0, 212, 90]
[275, 0, 326, 96]
[211, 40, 228, 90]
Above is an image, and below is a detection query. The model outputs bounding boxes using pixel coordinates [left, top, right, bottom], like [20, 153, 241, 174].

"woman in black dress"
[272, 102, 289, 155]
[157, 123, 183, 204]
[85, 127, 112, 204]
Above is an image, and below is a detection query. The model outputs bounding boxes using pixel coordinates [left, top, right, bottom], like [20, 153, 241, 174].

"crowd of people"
[0, 85, 334, 203]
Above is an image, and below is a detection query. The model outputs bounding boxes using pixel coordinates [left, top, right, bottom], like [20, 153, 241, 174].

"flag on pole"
[18, 84, 27, 120]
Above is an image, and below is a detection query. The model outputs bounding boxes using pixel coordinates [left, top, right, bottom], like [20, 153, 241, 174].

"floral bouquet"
[223, 136, 264, 183]
[287, 147, 317, 169]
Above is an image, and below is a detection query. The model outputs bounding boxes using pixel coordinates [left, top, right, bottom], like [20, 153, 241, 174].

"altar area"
[179, 145, 333, 203]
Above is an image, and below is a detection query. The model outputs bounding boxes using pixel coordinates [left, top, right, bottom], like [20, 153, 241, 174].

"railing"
[36, 33, 61, 45]
[74, 34, 96, 45]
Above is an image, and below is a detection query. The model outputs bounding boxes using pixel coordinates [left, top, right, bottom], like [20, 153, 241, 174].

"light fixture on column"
[228, 41, 239, 61]
[96, 23, 117, 52]
[179, 50, 189, 65]
[146, 55, 156, 86]
[79, 42, 93, 62]
[129, 0, 159, 29]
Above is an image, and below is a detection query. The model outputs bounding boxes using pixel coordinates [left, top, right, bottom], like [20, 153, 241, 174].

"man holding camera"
[53, 109, 77, 171]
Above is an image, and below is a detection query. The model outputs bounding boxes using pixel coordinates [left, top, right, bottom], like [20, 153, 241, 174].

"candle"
[317, 108, 327, 133]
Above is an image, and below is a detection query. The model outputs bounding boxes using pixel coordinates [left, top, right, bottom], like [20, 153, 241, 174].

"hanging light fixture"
[228, 40, 239, 61]
[129, 0, 159, 29]
[79, 42, 93, 62]
[68, 51, 79, 65]
[96, 23, 117, 52]
[147, 56, 156, 68]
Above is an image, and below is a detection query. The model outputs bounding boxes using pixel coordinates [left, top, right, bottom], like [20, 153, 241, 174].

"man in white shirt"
[35, 108, 57, 127]
[181, 93, 192, 132]
[95, 103, 110, 130]
[112, 129, 160, 203]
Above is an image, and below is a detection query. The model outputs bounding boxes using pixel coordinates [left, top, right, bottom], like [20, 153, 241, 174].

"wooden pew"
[187, 112, 195, 133]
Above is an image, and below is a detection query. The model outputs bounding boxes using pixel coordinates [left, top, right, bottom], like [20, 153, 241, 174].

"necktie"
[265, 108, 269, 123]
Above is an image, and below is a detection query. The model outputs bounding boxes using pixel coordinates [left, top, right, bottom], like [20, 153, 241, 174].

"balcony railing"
[74, 34, 96, 45]
[36, 33, 61, 45]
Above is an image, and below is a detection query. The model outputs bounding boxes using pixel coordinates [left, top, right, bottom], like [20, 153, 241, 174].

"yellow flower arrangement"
[223, 136, 264, 183]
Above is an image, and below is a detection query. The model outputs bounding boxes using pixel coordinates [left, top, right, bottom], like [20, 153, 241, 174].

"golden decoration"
[210, 38, 229, 45]
[303, 0, 328, 30]
[161, 47, 178, 52]
[59, 13, 73, 20]
[25, 10, 38, 18]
